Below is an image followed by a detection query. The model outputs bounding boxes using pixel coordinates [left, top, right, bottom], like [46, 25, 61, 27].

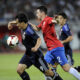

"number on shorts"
[57, 56, 62, 63]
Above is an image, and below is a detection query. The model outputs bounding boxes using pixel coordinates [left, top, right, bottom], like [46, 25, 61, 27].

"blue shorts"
[44, 47, 68, 66]
[19, 50, 49, 73]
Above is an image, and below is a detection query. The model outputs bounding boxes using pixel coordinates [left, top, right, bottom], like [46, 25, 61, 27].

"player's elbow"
[36, 27, 40, 31]
[8, 26, 12, 30]
[36, 29, 39, 31]
[8, 23, 13, 30]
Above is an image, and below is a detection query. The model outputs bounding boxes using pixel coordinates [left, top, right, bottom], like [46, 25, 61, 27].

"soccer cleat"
[53, 74, 63, 80]
[51, 67, 63, 80]
[44, 75, 53, 80]
[46, 77, 53, 80]
[74, 66, 80, 72]
[44, 73, 63, 80]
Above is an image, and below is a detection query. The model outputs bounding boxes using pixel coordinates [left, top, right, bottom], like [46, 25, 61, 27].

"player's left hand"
[31, 47, 38, 52]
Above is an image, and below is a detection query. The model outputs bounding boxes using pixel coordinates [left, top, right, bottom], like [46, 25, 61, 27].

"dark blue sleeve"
[26, 25, 39, 39]
[62, 24, 72, 36]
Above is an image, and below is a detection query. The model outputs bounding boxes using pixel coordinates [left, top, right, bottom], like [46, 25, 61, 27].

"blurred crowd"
[0, 0, 80, 22]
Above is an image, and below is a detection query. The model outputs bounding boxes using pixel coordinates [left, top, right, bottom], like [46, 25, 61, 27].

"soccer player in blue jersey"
[57, 12, 74, 66]
[8, 13, 63, 80]
[57, 12, 80, 72]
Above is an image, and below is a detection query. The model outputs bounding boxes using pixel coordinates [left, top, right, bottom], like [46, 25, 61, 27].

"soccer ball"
[7, 35, 19, 46]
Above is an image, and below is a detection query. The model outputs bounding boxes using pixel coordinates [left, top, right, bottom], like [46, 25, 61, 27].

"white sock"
[69, 67, 80, 80]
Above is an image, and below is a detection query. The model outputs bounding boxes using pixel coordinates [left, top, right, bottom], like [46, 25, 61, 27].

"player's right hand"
[8, 22, 13, 30]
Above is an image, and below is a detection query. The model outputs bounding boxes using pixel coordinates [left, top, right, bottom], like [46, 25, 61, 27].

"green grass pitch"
[0, 52, 80, 80]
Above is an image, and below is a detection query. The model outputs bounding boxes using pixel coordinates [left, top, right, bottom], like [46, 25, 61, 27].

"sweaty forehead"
[36, 9, 41, 12]
[58, 15, 64, 19]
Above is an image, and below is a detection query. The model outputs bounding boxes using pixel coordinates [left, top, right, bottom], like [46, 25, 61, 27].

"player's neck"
[41, 15, 47, 20]
[23, 23, 28, 30]
[60, 21, 66, 28]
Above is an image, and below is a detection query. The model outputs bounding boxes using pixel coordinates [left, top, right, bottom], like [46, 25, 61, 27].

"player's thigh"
[45, 51, 59, 69]
[44, 51, 55, 65]
[52, 49, 68, 66]
[67, 48, 73, 56]
[17, 54, 32, 73]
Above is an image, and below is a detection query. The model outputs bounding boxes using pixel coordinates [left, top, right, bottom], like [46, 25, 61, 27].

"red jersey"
[38, 16, 63, 50]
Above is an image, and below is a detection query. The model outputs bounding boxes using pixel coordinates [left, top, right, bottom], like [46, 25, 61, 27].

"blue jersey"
[59, 23, 72, 49]
[21, 24, 39, 49]
[21, 24, 43, 57]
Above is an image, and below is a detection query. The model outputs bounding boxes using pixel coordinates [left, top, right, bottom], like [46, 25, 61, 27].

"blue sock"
[20, 71, 30, 80]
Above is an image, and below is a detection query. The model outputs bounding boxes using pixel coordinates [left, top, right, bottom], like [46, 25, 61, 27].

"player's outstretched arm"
[8, 21, 17, 30]
[31, 37, 41, 52]
[30, 23, 40, 31]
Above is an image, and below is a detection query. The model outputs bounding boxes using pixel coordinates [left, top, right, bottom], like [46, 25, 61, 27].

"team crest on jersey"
[22, 32, 26, 40]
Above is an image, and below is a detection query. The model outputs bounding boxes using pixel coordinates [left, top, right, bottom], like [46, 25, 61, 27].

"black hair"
[15, 13, 28, 23]
[37, 6, 47, 14]
[58, 12, 67, 19]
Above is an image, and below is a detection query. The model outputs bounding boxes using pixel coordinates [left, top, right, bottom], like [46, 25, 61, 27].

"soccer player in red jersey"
[31, 6, 80, 80]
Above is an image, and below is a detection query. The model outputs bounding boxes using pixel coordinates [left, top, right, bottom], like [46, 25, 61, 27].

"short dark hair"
[37, 6, 47, 14]
[58, 12, 67, 19]
[15, 13, 28, 23]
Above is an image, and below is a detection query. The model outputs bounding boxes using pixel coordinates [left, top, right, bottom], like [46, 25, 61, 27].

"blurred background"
[0, 0, 80, 80]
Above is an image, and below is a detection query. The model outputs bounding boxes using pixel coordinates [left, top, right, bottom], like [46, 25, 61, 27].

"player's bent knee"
[17, 64, 27, 75]
[17, 68, 22, 75]
[62, 64, 71, 72]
